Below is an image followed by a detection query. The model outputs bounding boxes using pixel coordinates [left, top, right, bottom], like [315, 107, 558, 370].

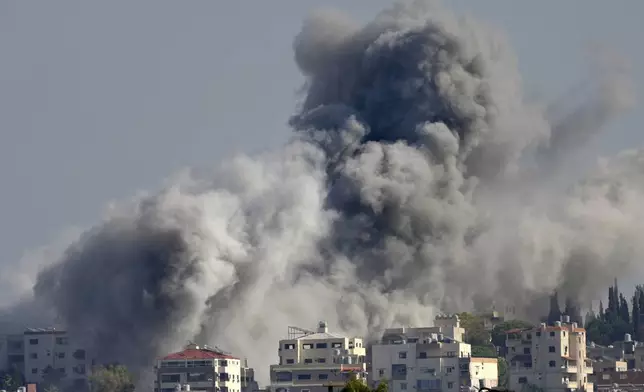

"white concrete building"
[22, 328, 93, 390]
[270, 321, 367, 392]
[370, 315, 498, 392]
[155, 343, 247, 392]
[506, 318, 593, 392]
[0, 333, 25, 374]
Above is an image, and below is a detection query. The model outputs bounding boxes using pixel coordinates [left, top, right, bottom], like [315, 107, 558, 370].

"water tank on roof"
[555, 321, 562, 327]
[184, 385, 191, 391]
[625, 334, 632, 342]
[318, 321, 328, 333]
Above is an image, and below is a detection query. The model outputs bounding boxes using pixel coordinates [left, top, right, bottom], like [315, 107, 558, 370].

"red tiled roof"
[162, 348, 237, 360]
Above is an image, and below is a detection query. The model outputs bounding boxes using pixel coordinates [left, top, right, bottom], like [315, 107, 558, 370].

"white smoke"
[1, 0, 639, 387]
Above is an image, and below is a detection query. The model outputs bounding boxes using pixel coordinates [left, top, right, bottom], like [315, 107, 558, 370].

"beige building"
[590, 357, 627, 374]
[506, 319, 593, 392]
[155, 343, 250, 392]
[270, 321, 367, 392]
[371, 315, 498, 392]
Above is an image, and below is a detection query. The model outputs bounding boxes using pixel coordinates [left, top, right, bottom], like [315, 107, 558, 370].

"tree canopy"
[341, 376, 387, 392]
[89, 364, 135, 392]
[0, 369, 23, 392]
[584, 282, 644, 345]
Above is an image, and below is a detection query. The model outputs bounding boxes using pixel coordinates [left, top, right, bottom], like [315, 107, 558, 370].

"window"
[221, 360, 228, 367]
[316, 358, 326, 363]
[304, 359, 313, 364]
[378, 369, 384, 377]
[29, 339, 38, 345]
[58, 368, 66, 375]
[549, 361, 556, 368]
[448, 382, 454, 389]
[319, 374, 329, 380]
[31, 368, 37, 374]
[549, 346, 556, 353]
[302, 390, 310, 392]
[284, 344, 295, 350]
[536, 331, 541, 337]
[187, 373, 208, 383]
[29, 353, 37, 359]
[161, 374, 181, 383]
[297, 374, 312, 380]
[302, 344, 313, 350]
[446, 367, 454, 373]
[57, 352, 65, 359]
[518, 377, 527, 384]
[446, 351, 456, 357]
[418, 351, 427, 359]
[549, 331, 555, 337]
[275, 372, 292, 382]
[55, 337, 68, 345]
[398, 351, 407, 359]
[526, 333, 532, 340]
[400, 383, 407, 390]
[316, 343, 328, 349]
[73, 349, 86, 360]
[332, 342, 343, 348]
[523, 362, 532, 368]
[286, 359, 294, 364]
[523, 347, 531, 354]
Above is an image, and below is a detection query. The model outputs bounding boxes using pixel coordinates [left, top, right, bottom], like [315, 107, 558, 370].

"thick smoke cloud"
[2, 0, 639, 386]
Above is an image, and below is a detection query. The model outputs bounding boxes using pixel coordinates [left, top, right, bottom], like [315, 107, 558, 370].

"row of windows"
[378, 366, 453, 377]
[397, 381, 456, 390]
[161, 359, 232, 368]
[398, 351, 457, 359]
[29, 365, 86, 376]
[274, 372, 330, 382]
[27, 337, 69, 345]
[26, 349, 86, 361]
[284, 342, 345, 350]
[161, 372, 240, 383]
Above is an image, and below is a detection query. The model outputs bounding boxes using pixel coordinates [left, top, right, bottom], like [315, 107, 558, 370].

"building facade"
[370, 315, 498, 392]
[155, 343, 249, 392]
[1, 328, 93, 391]
[506, 319, 593, 392]
[270, 321, 367, 392]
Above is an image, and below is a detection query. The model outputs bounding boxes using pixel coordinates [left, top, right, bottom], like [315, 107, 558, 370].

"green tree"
[490, 320, 533, 350]
[471, 345, 496, 358]
[564, 297, 583, 325]
[1, 371, 19, 392]
[89, 365, 135, 392]
[458, 312, 490, 346]
[341, 376, 387, 392]
[497, 358, 508, 388]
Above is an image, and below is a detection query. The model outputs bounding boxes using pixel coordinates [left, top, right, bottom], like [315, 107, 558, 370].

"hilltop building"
[370, 314, 498, 392]
[505, 316, 593, 392]
[155, 343, 255, 392]
[269, 321, 367, 392]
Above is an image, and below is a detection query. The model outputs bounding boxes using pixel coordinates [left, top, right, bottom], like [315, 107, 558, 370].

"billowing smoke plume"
[4, 0, 640, 385]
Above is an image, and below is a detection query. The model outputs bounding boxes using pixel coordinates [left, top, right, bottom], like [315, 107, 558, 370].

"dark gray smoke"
[2, 0, 638, 386]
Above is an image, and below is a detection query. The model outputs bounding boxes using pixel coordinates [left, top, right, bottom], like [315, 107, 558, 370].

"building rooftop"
[162, 344, 238, 360]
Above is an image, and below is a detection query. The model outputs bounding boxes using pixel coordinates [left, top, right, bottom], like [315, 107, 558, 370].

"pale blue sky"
[1, 1, 642, 271]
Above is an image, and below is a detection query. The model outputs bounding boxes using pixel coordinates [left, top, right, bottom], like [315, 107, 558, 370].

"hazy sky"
[1, 1, 642, 279]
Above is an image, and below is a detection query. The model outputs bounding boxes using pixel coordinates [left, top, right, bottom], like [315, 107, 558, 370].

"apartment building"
[371, 314, 498, 392]
[270, 321, 367, 392]
[594, 370, 644, 391]
[505, 318, 593, 392]
[155, 343, 248, 392]
[22, 328, 93, 390]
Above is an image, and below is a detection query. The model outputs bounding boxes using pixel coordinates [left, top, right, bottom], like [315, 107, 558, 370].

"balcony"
[561, 364, 577, 373]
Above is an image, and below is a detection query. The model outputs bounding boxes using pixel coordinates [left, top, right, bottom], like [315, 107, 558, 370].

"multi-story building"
[590, 357, 627, 374]
[594, 370, 644, 391]
[155, 343, 247, 392]
[505, 318, 593, 392]
[371, 314, 498, 392]
[1, 328, 93, 391]
[22, 328, 93, 391]
[270, 321, 367, 392]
